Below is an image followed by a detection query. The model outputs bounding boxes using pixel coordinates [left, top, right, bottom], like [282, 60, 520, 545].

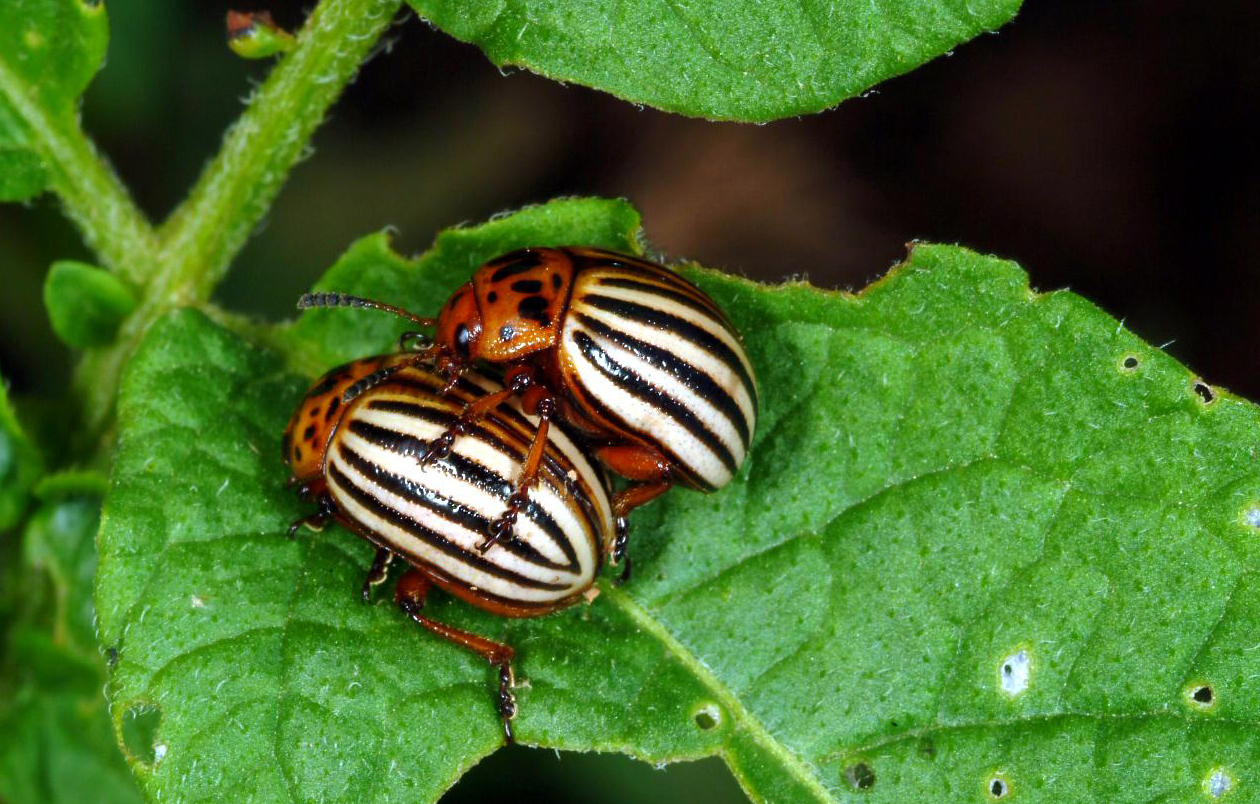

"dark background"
[0, 1, 1255, 800]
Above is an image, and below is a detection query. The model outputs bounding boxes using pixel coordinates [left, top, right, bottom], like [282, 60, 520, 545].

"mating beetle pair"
[283, 247, 757, 740]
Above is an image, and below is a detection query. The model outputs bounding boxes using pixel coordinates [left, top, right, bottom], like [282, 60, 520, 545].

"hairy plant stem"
[0, 64, 158, 285]
[74, 0, 404, 441]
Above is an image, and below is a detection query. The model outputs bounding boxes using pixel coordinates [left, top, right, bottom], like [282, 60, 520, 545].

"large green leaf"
[0, 475, 144, 804]
[405, 0, 1022, 121]
[0, 0, 108, 201]
[97, 199, 1260, 803]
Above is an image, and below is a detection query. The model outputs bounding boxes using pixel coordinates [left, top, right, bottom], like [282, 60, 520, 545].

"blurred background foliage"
[0, 1, 1256, 801]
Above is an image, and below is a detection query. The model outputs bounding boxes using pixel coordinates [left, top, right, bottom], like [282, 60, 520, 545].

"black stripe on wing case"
[574, 313, 751, 448]
[329, 455, 571, 591]
[578, 294, 758, 411]
[344, 420, 581, 571]
[571, 331, 737, 480]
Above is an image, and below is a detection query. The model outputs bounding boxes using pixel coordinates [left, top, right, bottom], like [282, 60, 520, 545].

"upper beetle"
[299, 247, 758, 556]
[283, 353, 616, 741]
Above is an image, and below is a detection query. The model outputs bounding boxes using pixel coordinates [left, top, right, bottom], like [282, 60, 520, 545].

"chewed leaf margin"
[97, 197, 1260, 804]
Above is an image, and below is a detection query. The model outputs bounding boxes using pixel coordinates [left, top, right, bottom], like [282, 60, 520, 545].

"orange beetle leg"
[481, 397, 555, 553]
[394, 569, 517, 743]
[594, 444, 676, 584]
[418, 385, 518, 465]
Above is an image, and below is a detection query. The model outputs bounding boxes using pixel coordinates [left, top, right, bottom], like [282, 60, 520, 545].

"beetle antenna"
[341, 348, 437, 404]
[298, 292, 435, 328]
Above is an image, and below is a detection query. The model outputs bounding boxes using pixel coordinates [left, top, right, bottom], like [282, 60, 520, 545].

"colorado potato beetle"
[283, 353, 616, 740]
[299, 247, 758, 560]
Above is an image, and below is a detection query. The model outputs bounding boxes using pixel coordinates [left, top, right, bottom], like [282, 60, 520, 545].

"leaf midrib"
[603, 583, 836, 804]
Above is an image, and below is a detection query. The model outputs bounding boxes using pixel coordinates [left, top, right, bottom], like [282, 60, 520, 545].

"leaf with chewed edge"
[405, 0, 1023, 122]
[98, 197, 1260, 803]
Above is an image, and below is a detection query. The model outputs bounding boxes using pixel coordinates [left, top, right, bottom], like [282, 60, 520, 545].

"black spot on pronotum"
[487, 291, 498, 303]
[1193, 685, 1214, 704]
[517, 295, 550, 325]
[990, 778, 1008, 798]
[1122, 356, 1139, 369]
[294, 446, 303, 462]
[1194, 381, 1216, 404]
[325, 396, 341, 420]
[303, 425, 316, 441]
[552, 273, 564, 290]
[694, 710, 717, 730]
[845, 762, 876, 791]
[511, 279, 544, 294]
[490, 251, 543, 282]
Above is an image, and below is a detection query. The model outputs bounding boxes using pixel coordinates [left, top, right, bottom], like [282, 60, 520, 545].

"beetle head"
[433, 283, 483, 374]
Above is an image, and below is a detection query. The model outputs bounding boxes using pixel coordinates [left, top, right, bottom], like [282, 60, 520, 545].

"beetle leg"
[481, 397, 554, 553]
[360, 547, 394, 602]
[595, 444, 675, 519]
[285, 494, 336, 538]
[398, 330, 432, 352]
[394, 569, 518, 743]
[611, 517, 632, 585]
[418, 386, 517, 465]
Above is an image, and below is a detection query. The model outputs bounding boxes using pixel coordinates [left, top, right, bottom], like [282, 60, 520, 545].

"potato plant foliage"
[5, 2, 1260, 804]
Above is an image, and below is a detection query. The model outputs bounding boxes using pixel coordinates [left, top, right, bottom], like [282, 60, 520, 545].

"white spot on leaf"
[1243, 506, 1260, 530]
[999, 649, 1030, 696]
[153, 743, 167, 763]
[1203, 766, 1234, 798]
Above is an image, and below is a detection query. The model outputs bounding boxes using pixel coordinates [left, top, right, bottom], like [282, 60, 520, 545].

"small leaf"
[226, 10, 296, 59]
[43, 260, 138, 348]
[0, 371, 42, 531]
[99, 199, 1260, 803]
[0, 0, 109, 201]
[405, 0, 1023, 121]
[0, 476, 143, 804]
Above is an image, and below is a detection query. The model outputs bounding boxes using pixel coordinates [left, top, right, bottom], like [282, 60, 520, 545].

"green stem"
[76, 0, 404, 438]
[0, 64, 158, 285]
[154, 0, 403, 303]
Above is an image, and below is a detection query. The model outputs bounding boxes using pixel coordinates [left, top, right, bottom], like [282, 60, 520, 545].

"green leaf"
[43, 260, 139, 348]
[0, 0, 109, 201]
[98, 199, 1260, 803]
[0, 475, 144, 804]
[0, 371, 42, 531]
[405, 0, 1022, 121]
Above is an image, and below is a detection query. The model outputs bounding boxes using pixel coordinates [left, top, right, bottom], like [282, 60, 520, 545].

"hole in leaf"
[999, 649, 1031, 696]
[1185, 682, 1217, 710]
[1203, 766, 1234, 799]
[989, 777, 1009, 799]
[1193, 381, 1216, 404]
[691, 703, 721, 731]
[121, 702, 162, 765]
[1119, 354, 1140, 371]
[845, 762, 876, 790]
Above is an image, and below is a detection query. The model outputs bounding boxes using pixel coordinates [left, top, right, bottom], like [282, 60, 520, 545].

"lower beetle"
[283, 353, 616, 740]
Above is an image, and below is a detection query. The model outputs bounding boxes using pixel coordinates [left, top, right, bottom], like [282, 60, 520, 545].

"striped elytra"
[296, 245, 758, 534]
[557, 251, 758, 491]
[284, 355, 615, 616]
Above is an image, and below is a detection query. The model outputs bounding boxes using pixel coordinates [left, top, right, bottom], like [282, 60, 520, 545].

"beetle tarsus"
[361, 547, 394, 602]
[497, 662, 517, 744]
[286, 509, 329, 538]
